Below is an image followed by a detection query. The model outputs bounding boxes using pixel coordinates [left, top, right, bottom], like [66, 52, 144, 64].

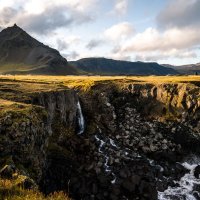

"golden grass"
[0, 75, 199, 106]
[0, 74, 199, 92]
[0, 178, 70, 200]
[0, 75, 199, 84]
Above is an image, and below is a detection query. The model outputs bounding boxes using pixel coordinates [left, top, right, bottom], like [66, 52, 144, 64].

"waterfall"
[77, 100, 85, 135]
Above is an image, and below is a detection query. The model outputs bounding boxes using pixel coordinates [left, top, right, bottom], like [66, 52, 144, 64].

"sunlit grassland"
[0, 75, 199, 86]
[0, 75, 199, 105]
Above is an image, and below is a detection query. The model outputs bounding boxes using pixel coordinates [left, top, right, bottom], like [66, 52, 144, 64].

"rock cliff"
[0, 77, 199, 200]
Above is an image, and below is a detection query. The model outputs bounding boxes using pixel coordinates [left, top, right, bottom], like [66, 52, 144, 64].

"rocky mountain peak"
[0, 25, 79, 75]
[0, 24, 40, 47]
[0, 24, 24, 37]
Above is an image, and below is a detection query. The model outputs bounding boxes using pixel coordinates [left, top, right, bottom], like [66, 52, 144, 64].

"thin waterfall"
[77, 100, 85, 135]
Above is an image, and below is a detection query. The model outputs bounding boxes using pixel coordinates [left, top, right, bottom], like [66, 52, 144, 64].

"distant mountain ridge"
[70, 58, 178, 75]
[164, 63, 200, 74]
[0, 24, 78, 75]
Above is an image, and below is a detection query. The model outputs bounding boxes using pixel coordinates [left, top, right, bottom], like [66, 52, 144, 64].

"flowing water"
[95, 130, 200, 200]
[77, 100, 85, 135]
[158, 156, 200, 200]
[94, 127, 141, 185]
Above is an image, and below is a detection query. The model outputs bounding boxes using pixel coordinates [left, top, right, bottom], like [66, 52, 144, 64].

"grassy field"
[0, 75, 199, 86]
[0, 75, 199, 108]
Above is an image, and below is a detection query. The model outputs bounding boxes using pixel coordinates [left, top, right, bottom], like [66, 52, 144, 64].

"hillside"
[0, 24, 78, 75]
[70, 57, 179, 75]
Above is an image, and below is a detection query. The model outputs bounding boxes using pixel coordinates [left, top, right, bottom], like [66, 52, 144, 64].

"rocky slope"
[0, 24, 78, 75]
[70, 57, 179, 75]
[0, 77, 200, 200]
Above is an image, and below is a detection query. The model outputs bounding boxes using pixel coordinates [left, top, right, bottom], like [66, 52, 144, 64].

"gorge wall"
[0, 80, 200, 200]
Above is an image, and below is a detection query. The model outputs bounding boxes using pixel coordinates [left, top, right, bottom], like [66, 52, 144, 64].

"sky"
[0, 0, 200, 65]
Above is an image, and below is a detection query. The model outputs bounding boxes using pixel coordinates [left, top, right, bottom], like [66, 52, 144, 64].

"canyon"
[0, 75, 200, 200]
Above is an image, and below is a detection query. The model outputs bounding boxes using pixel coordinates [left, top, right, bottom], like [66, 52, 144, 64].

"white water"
[94, 128, 142, 186]
[77, 100, 85, 135]
[94, 134, 117, 184]
[109, 138, 118, 148]
[94, 135, 105, 153]
[158, 156, 200, 200]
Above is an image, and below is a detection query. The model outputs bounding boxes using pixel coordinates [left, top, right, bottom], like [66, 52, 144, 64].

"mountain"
[70, 57, 179, 75]
[0, 25, 179, 76]
[164, 63, 200, 75]
[0, 24, 78, 75]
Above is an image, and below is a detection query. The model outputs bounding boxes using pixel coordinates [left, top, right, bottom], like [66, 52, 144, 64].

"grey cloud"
[22, 7, 72, 34]
[21, 6, 92, 34]
[111, 45, 121, 54]
[0, 7, 20, 25]
[0, 5, 93, 34]
[157, 0, 200, 29]
[86, 39, 104, 50]
[56, 39, 69, 51]
[135, 54, 161, 62]
[63, 51, 79, 60]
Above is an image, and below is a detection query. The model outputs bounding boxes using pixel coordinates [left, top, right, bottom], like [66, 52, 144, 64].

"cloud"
[113, 0, 128, 16]
[157, 0, 200, 29]
[56, 39, 69, 51]
[133, 0, 200, 62]
[63, 51, 79, 60]
[111, 25, 200, 62]
[0, 0, 97, 34]
[110, 53, 131, 61]
[135, 50, 197, 62]
[56, 36, 80, 51]
[119, 27, 200, 53]
[86, 39, 104, 50]
[85, 22, 134, 51]
[104, 22, 134, 40]
[0, 7, 20, 25]
[22, 6, 87, 34]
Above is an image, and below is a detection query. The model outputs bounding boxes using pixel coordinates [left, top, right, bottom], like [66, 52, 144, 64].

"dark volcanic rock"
[194, 165, 200, 179]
